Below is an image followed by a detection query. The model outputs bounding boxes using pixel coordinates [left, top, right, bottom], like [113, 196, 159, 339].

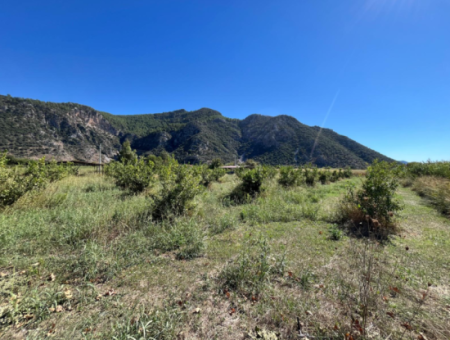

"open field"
[0, 169, 449, 339]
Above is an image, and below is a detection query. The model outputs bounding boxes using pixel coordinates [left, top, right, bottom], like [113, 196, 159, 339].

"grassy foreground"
[0, 168, 449, 339]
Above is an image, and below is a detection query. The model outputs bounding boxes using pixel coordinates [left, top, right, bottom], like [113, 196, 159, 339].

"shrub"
[303, 165, 318, 186]
[105, 159, 155, 193]
[199, 165, 226, 187]
[339, 160, 403, 235]
[0, 154, 50, 207]
[209, 158, 223, 169]
[318, 170, 329, 184]
[245, 159, 259, 169]
[278, 166, 302, 187]
[152, 164, 204, 219]
[118, 140, 137, 165]
[241, 167, 267, 196]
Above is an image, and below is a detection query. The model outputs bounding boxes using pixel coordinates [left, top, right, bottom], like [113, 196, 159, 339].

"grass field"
[0, 168, 449, 339]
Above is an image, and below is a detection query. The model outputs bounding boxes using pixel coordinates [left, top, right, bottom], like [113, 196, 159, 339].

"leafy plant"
[340, 160, 403, 235]
[152, 163, 204, 219]
[278, 166, 302, 187]
[105, 158, 156, 193]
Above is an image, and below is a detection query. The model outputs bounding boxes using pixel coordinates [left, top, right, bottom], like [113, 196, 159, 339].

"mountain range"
[0, 94, 395, 167]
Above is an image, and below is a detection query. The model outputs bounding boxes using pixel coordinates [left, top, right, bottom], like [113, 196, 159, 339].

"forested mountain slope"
[0, 95, 394, 167]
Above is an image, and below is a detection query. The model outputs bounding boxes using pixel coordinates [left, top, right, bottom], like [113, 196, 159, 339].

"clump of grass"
[110, 305, 184, 339]
[218, 236, 286, 296]
[147, 218, 205, 260]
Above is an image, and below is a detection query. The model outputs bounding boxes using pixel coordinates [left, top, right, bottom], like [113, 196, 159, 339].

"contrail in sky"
[310, 90, 340, 159]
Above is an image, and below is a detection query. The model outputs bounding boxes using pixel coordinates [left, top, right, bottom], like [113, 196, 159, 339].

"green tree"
[118, 141, 137, 165]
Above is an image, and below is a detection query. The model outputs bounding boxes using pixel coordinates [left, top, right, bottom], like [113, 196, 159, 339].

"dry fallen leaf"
[305, 310, 312, 316]
[49, 273, 56, 282]
[229, 308, 236, 315]
[31, 263, 40, 267]
[386, 311, 395, 318]
[49, 307, 56, 313]
[24, 314, 34, 320]
[95, 294, 102, 301]
[0, 272, 8, 278]
[56, 305, 64, 313]
[192, 307, 201, 314]
[64, 289, 73, 299]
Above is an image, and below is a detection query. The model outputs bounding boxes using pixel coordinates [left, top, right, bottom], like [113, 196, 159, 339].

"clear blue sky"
[1, 0, 449, 162]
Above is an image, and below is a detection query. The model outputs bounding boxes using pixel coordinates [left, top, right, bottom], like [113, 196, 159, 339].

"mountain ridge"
[0, 94, 394, 167]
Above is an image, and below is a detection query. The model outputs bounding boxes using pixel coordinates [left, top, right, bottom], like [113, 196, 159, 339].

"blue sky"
[1, 0, 449, 162]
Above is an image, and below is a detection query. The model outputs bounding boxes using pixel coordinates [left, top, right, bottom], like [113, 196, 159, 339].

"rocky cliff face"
[0, 96, 120, 163]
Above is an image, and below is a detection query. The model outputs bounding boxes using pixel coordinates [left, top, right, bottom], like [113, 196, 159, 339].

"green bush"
[278, 166, 302, 187]
[152, 163, 204, 219]
[340, 160, 402, 234]
[241, 167, 268, 196]
[209, 158, 223, 169]
[199, 165, 226, 187]
[105, 159, 156, 193]
[118, 140, 137, 165]
[303, 165, 318, 186]
[0, 154, 54, 207]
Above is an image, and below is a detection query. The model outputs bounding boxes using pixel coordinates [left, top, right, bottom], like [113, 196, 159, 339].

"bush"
[118, 140, 137, 165]
[105, 159, 156, 193]
[303, 165, 318, 186]
[339, 160, 403, 235]
[278, 166, 302, 187]
[152, 164, 204, 219]
[199, 165, 226, 187]
[209, 158, 223, 169]
[0, 154, 61, 207]
[241, 167, 268, 196]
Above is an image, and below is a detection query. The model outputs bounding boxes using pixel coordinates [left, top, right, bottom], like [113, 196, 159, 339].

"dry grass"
[412, 176, 450, 217]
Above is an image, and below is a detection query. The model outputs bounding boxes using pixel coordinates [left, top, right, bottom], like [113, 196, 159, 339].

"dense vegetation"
[0, 158, 449, 339]
[1, 94, 394, 167]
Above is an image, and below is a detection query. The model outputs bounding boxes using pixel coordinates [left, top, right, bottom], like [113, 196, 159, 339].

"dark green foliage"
[241, 167, 267, 196]
[118, 140, 137, 165]
[303, 164, 318, 186]
[209, 158, 223, 169]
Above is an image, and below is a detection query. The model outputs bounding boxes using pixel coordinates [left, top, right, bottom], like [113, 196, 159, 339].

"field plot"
[0, 167, 449, 339]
